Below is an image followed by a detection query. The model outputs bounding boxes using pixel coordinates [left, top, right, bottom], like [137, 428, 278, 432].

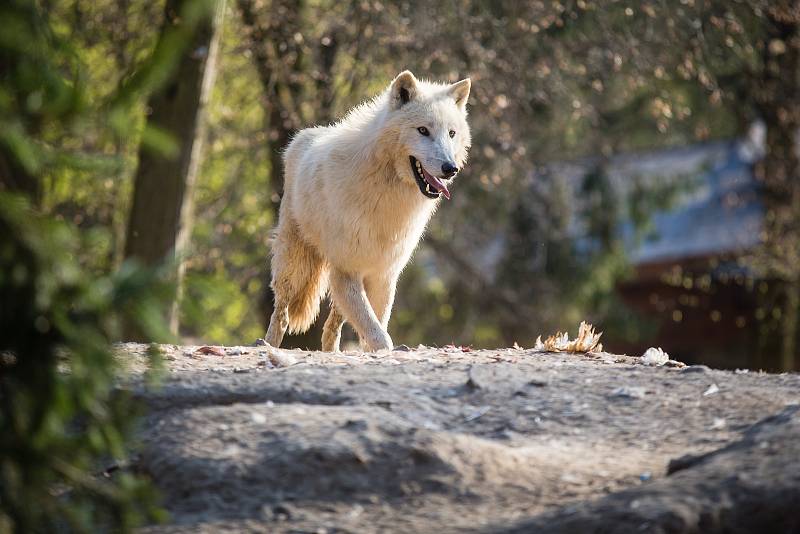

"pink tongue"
[422, 168, 451, 200]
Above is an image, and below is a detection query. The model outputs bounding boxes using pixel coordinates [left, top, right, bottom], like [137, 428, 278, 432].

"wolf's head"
[384, 70, 471, 200]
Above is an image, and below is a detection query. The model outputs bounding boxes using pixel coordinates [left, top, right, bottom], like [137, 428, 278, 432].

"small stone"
[703, 383, 720, 396]
[266, 349, 298, 367]
[251, 412, 267, 424]
[252, 338, 268, 347]
[195, 346, 225, 356]
[611, 386, 646, 399]
[710, 417, 727, 430]
[422, 420, 440, 430]
[262, 502, 293, 521]
[393, 344, 412, 352]
[347, 504, 364, 519]
[560, 472, 581, 484]
[641, 347, 669, 366]
[639, 471, 652, 482]
[343, 419, 368, 431]
[466, 365, 483, 390]
[464, 405, 491, 422]
[681, 365, 712, 374]
[526, 378, 548, 387]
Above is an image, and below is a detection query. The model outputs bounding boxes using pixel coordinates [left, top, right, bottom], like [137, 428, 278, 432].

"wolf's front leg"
[330, 269, 392, 351]
[365, 274, 398, 330]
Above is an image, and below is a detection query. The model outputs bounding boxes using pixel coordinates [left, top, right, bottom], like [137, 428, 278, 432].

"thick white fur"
[266, 70, 472, 351]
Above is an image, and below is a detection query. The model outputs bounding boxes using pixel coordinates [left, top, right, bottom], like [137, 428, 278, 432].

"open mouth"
[409, 156, 451, 200]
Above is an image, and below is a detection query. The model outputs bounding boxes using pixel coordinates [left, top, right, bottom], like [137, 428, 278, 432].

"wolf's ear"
[449, 78, 471, 110]
[390, 70, 418, 109]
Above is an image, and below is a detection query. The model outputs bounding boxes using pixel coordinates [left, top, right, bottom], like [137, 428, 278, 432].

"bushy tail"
[270, 222, 329, 334]
[286, 260, 328, 334]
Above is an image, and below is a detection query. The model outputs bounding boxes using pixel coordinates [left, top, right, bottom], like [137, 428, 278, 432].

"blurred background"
[1, 3, 798, 527]
[3, 0, 800, 371]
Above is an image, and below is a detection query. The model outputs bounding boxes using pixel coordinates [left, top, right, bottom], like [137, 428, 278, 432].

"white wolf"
[265, 70, 472, 351]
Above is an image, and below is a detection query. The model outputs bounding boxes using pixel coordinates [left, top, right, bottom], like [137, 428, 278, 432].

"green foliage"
[0, 195, 169, 532]
[0, 0, 203, 530]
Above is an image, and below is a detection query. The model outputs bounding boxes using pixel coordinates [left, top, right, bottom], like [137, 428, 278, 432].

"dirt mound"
[123, 344, 800, 533]
[143, 405, 529, 516]
[501, 405, 800, 534]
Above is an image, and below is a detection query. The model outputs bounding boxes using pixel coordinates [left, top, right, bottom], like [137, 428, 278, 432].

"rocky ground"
[117, 343, 800, 533]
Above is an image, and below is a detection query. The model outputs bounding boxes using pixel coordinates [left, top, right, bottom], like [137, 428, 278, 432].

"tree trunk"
[124, 0, 225, 341]
[781, 280, 799, 370]
[753, 3, 800, 370]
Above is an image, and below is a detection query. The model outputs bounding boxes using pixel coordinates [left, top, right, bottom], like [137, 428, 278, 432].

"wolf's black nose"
[441, 162, 458, 178]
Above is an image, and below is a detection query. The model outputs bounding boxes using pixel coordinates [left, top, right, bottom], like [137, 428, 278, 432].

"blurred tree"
[583, 0, 800, 368]
[0, 0, 175, 530]
[749, 3, 800, 370]
[0, 196, 167, 533]
[124, 0, 224, 338]
[0, 0, 81, 202]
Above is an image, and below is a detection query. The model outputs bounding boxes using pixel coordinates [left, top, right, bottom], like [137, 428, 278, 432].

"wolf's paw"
[367, 330, 393, 352]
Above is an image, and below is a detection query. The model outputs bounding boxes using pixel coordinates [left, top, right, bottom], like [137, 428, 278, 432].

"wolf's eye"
[417, 127, 430, 136]
[449, 130, 456, 138]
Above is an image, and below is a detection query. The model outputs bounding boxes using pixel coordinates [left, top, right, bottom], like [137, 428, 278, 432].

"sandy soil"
[116, 343, 800, 533]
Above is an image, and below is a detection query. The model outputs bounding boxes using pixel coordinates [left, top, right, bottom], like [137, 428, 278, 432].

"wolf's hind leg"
[321, 304, 345, 352]
[266, 215, 328, 347]
[329, 269, 392, 351]
[265, 297, 289, 348]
